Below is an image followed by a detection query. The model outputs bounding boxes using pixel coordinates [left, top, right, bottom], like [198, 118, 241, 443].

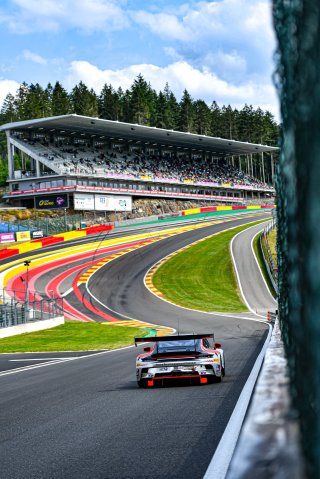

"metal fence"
[0, 289, 64, 328]
[261, 220, 278, 293]
[273, 0, 320, 476]
[0, 213, 115, 236]
[12, 214, 83, 236]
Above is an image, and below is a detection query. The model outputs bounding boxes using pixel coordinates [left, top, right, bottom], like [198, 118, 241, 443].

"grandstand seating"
[12, 132, 273, 191]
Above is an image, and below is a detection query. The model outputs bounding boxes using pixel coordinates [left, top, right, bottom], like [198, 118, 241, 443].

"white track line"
[9, 358, 78, 361]
[203, 323, 272, 479]
[250, 228, 278, 302]
[229, 221, 270, 318]
[0, 346, 134, 377]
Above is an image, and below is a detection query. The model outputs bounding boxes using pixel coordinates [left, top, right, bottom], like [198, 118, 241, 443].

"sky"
[0, 0, 279, 119]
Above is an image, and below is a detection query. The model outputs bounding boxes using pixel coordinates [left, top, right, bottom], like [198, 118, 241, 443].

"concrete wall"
[0, 316, 65, 338]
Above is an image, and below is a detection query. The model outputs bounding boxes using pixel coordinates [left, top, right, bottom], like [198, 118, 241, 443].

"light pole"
[24, 260, 31, 321]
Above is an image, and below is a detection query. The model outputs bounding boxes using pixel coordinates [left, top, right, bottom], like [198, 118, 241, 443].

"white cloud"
[0, 79, 20, 108]
[131, 11, 191, 41]
[23, 50, 47, 65]
[131, 0, 275, 80]
[65, 59, 279, 118]
[4, 0, 129, 33]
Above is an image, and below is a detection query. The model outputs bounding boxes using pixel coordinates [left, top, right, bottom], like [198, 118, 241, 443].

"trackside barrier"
[226, 318, 303, 479]
[267, 310, 277, 323]
[31, 236, 64, 247]
[84, 225, 114, 235]
[216, 205, 232, 211]
[0, 290, 64, 330]
[200, 206, 217, 213]
[57, 230, 87, 241]
[182, 208, 201, 216]
[13, 242, 43, 254]
[181, 204, 275, 216]
[260, 229, 278, 295]
[0, 249, 19, 259]
[1, 224, 114, 260]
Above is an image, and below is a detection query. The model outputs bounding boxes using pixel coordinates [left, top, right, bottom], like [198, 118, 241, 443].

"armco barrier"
[15, 242, 43, 254]
[181, 204, 275, 216]
[84, 225, 114, 234]
[216, 205, 232, 211]
[200, 206, 217, 213]
[2, 224, 114, 260]
[0, 249, 19, 259]
[181, 208, 201, 216]
[31, 236, 64, 247]
[58, 230, 87, 241]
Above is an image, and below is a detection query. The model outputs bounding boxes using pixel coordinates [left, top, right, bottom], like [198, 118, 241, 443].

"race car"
[135, 333, 225, 387]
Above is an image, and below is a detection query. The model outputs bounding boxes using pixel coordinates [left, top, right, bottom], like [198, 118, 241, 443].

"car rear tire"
[137, 379, 148, 388]
[213, 374, 222, 383]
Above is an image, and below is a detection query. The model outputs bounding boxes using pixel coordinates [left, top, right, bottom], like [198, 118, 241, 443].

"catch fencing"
[260, 219, 278, 293]
[3, 214, 83, 236]
[0, 288, 64, 328]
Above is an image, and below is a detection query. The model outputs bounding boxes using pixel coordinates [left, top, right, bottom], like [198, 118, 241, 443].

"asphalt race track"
[0, 213, 275, 479]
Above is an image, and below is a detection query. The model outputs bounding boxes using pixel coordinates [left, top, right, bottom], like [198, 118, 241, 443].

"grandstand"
[0, 114, 278, 211]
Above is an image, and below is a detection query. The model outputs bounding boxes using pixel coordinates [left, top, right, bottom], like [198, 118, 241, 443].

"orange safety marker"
[267, 311, 271, 321]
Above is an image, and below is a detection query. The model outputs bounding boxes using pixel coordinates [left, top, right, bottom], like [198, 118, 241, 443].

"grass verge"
[152, 220, 266, 313]
[267, 228, 277, 265]
[0, 322, 148, 353]
[252, 233, 277, 299]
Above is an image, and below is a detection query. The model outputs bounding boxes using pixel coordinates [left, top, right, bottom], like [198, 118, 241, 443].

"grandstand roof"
[0, 114, 278, 156]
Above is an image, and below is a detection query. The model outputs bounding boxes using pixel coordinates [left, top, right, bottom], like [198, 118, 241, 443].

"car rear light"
[148, 380, 154, 387]
[200, 377, 208, 384]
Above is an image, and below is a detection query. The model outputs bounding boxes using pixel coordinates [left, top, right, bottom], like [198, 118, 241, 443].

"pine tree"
[179, 89, 195, 132]
[52, 81, 70, 116]
[129, 74, 153, 125]
[210, 101, 221, 137]
[119, 88, 131, 122]
[98, 84, 119, 120]
[220, 105, 237, 139]
[238, 104, 255, 142]
[14, 82, 30, 120]
[155, 91, 167, 128]
[45, 83, 53, 116]
[0, 93, 17, 123]
[194, 99, 211, 135]
[24, 83, 51, 118]
[70, 81, 98, 117]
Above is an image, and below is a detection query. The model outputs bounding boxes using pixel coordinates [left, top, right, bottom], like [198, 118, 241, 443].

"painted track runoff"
[0, 213, 274, 479]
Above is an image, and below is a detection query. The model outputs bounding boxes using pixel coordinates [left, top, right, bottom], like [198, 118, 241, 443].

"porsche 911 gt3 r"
[135, 334, 225, 387]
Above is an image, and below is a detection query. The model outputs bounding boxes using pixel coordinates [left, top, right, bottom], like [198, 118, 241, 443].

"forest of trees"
[0, 74, 279, 145]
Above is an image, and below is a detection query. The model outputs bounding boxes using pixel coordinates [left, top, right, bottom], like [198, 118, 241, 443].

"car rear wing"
[134, 333, 214, 346]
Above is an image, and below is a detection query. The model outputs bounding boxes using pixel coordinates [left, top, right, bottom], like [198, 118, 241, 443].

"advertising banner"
[35, 194, 69, 210]
[74, 193, 132, 212]
[96, 195, 132, 211]
[31, 230, 44, 239]
[94, 195, 112, 211]
[16, 231, 31, 242]
[74, 193, 94, 210]
[112, 195, 132, 212]
[0, 232, 15, 243]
